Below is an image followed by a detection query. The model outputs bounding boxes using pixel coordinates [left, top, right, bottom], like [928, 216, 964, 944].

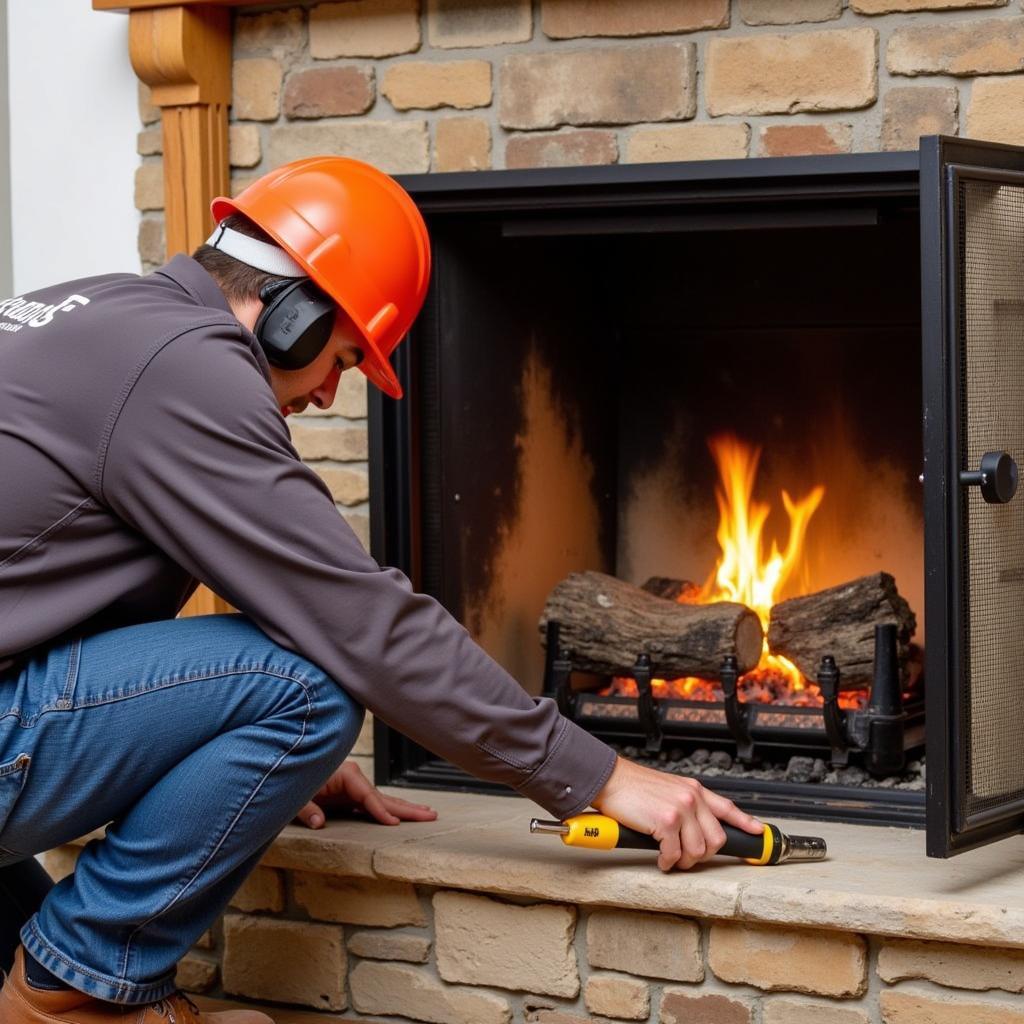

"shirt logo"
[0, 293, 90, 333]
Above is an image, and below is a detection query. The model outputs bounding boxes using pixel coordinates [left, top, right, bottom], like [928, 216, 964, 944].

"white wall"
[8, 0, 140, 296]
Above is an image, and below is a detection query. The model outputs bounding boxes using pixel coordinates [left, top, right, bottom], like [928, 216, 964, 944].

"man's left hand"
[294, 760, 438, 829]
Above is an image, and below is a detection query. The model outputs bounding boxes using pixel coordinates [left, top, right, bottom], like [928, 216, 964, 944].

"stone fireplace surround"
[78, 1, 1024, 1020]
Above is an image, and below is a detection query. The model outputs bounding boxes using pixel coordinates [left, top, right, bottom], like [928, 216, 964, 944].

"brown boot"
[0, 947, 274, 1023]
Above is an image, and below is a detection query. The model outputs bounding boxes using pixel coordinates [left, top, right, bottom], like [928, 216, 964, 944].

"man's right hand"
[591, 756, 763, 871]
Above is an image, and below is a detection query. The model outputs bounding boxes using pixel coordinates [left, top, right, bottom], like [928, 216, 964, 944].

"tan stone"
[194, 930, 214, 951]
[584, 974, 649, 1021]
[350, 960, 512, 1024]
[352, 712, 374, 756]
[880, 987, 1024, 1023]
[542, 0, 728, 38]
[706, 28, 877, 116]
[138, 81, 159, 125]
[283, 67, 375, 120]
[139, 218, 165, 267]
[314, 466, 369, 506]
[740, 0, 842, 24]
[290, 422, 369, 461]
[526, 1013, 595, 1024]
[229, 124, 261, 169]
[41, 846, 80, 882]
[966, 76, 1024, 145]
[888, 18, 1024, 77]
[587, 909, 702, 982]
[268, 121, 429, 174]
[137, 128, 162, 156]
[235, 8, 306, 59]
[231, 174, 260, 198]
[222, 915, 346, 1012]
[233, 59, 282, 122]
[310, 0, 420, 59]
[347, 929, 431, 962]
[176, 954, 218, 994]
[343, 511, 370, 551]
[708, 922, 867, 997]
[763, 999, 871, 1024]
[760, 122, 852, 157]
[293, 872, 426, 926]
[435, 117, 492, 172]
[434, 890, 578, 997]
[854, 0, 1005, 11]
[428, 0, 531, 49]
[660, 989, 753, 1024]
[626, 123, 750, 162]
[878, 939, 1024, 992]
[383, 60, 491, 112]
[506, 130, 617, 169]
[500, 44, 696, 130]
[135, 163, 164, 212]
[881, 86, 958, 151]
[229, 866, 284, 913]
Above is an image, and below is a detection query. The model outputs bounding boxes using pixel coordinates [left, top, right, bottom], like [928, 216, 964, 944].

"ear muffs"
[254, 278, 336, 370]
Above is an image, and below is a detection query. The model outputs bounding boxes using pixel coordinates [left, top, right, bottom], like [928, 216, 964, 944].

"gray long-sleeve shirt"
[0, 255, 615, 817]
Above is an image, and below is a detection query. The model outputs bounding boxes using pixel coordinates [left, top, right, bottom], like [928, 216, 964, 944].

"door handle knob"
[960, 451, 1019, 504]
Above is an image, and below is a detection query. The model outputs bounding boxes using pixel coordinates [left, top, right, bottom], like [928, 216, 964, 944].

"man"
[0, 157, 761, 1024]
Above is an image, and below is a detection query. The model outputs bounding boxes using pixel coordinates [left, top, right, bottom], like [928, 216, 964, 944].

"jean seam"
[117, 669, 316, 984]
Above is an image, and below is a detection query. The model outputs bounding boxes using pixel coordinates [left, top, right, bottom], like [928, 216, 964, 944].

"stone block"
[232, 59, 282, 122]
[352, 712, 374, 755]
[194, 930, 214, 951]
[229, 124, 261, 168]
[435, 117, 492, 172]
[506, 129, 617, 169]
[587, 909, 702, 982]
[854, 0, 1005, 11]
[293, 872, 426, 926]
[137, 128, 162, 156]
[231, 174, 260, 198]
[888, 18, 1024, 77]
[428, 0, 532, 48]
[235, 8, 306, 59]
[500, 44, 696, 130]
[350, 960, 512, 1024]
[229, 866, 284, 913]
[284, 66, 374, 120]
[139, 217, 166, 267]
[314, 466, 369, 506]
[880, 987, 1024, 1023]
[706, 28, 877, 116]
[740, 0, 842, 24]
[290, 422, 369, 461]
[878, 939, 1024, 992]
[763, 999, 871, 1024]
[760, 122, 852, 156]
[966, 76, 1024, 145]
[881, 86, 958, 150]
[708, 922, 867, 997]
[526, 1013, 594, 1024]
[434, 890, 579, 997]
[135, 163, 164, 212]
[222, 915, 346, 1012]
[41, 846, 80, 882]
[343, 511, 370, 551]
[268, 121, 429, 174]
[383, 60, 491, 111]
[347, 929, 431, 962]
[542, 0, 728, 38]
[584, 974, 649, 1020]
[311, 0, 420, 59]
[660, 989, 754, 1024]
[626, 123, 750, 162]
[138, 81, 159, 125]
[176, 954, 218, 994]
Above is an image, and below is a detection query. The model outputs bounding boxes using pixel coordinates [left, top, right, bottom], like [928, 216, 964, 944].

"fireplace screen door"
[922, 136, 1024, 856]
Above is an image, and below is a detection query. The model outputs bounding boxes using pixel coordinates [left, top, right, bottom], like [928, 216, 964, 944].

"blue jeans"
[0, 614, 363, 1004]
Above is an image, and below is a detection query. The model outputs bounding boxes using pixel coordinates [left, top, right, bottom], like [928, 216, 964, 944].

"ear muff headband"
[254, 278, 336, 370]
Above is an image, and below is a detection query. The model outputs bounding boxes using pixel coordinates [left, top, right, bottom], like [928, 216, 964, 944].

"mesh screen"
[960, 178, 1024, 812]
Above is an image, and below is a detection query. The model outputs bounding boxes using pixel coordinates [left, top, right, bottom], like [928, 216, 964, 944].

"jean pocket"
[0, 753, 30, 842]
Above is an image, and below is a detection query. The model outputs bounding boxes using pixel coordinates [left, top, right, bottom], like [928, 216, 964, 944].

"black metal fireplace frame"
[370, 139, 1024, 856]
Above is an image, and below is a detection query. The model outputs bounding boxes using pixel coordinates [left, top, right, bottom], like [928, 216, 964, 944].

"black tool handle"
[615, 822, 767, 860]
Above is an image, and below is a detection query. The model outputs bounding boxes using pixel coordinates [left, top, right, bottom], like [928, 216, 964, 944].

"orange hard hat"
[212, 156, 431, 399]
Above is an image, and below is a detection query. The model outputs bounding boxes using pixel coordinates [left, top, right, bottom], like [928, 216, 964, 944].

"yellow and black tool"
[530, 813, 826, 865]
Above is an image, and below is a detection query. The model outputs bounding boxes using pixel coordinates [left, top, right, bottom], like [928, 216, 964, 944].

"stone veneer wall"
[42, 843, 1024, 1023]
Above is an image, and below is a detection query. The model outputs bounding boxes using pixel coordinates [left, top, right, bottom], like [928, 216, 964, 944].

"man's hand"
[592, 756, 762, 871]
[294, 760, 438, 829]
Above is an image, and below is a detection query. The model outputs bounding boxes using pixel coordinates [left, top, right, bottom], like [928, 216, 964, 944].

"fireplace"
[372, 136, 1024, 858]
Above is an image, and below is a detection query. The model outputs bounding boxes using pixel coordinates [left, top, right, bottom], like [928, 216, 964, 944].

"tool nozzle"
[777, 832, 828, 863]
[530, 818, 570, 836]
